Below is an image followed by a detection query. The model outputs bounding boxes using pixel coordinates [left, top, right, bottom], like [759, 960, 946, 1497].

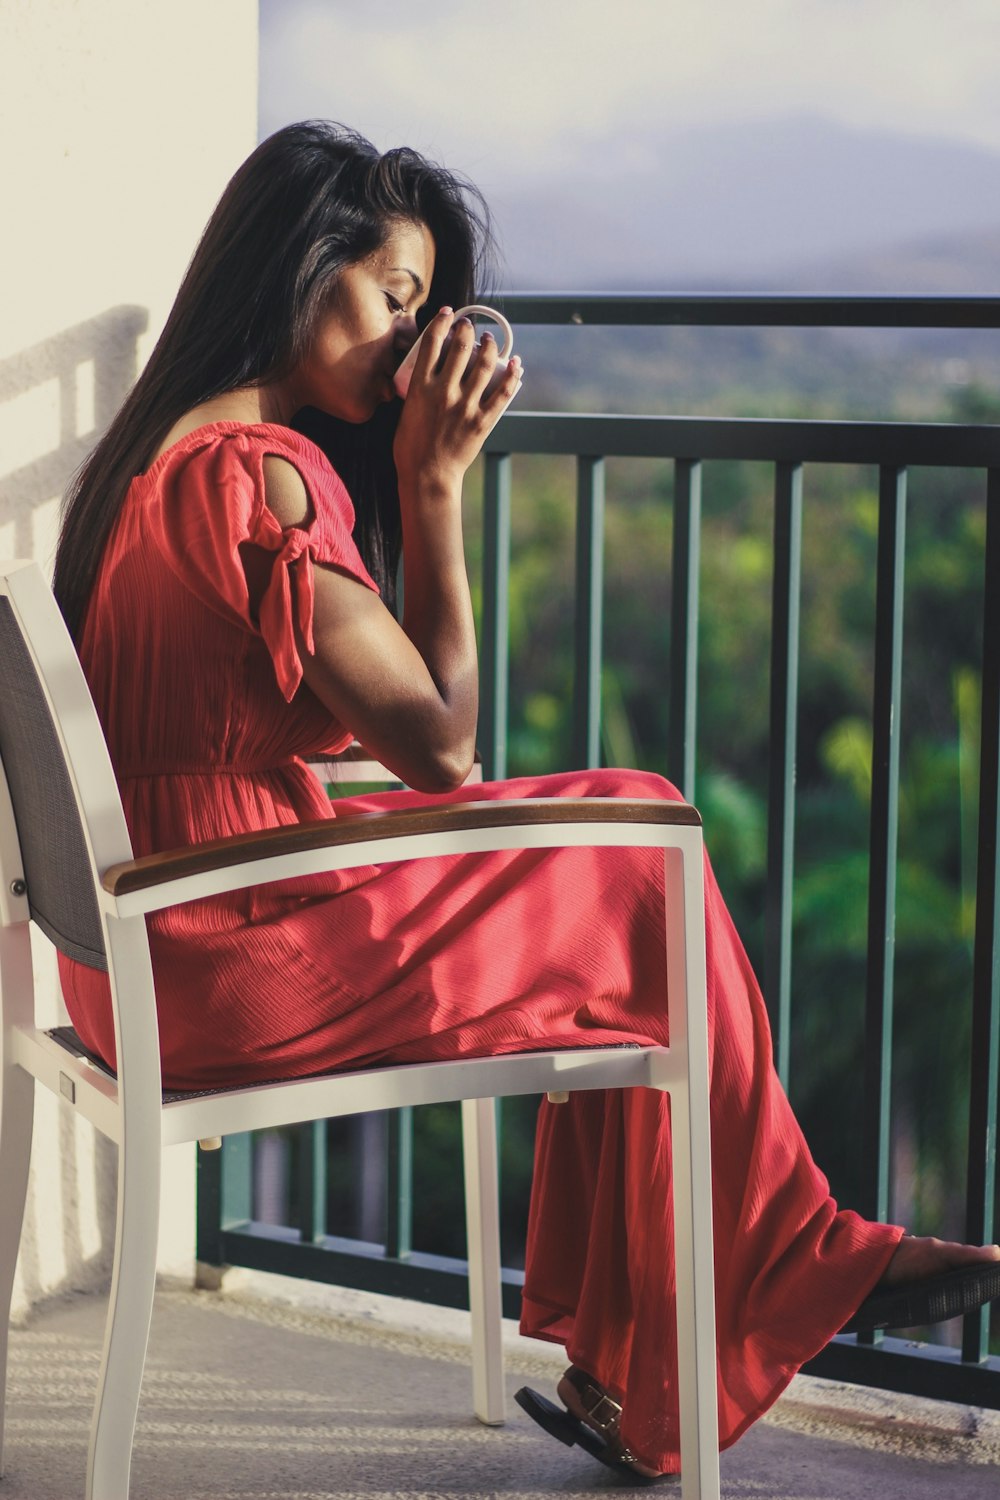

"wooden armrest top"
[102, 797, 700, 896]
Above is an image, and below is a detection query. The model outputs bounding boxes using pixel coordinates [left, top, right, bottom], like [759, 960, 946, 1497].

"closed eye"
[384, 292, 405, 314]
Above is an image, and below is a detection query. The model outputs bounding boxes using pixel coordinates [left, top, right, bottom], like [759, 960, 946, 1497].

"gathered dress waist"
[117, 759, 301, 779]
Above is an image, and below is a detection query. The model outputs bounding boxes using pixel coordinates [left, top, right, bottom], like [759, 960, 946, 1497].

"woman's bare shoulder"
[261, 453, 311, 527]
[149, 391, 266, 465]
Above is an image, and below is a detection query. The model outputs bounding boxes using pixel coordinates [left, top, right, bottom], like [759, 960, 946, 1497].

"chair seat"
[46, 1025, 648, 1107]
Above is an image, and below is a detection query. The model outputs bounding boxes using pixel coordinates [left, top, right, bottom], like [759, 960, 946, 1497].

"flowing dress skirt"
[63, 766, 900, 1472]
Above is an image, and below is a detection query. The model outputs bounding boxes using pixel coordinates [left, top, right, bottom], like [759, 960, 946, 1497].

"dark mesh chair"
[0, 558, 718, 1500]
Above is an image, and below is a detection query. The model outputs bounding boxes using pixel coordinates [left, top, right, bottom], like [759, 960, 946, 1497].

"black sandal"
[514, 1367, 670, 1487]
[842, 1259, 1000, 1333]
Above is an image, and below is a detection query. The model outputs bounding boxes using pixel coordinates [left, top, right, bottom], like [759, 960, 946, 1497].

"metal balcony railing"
[198, 295, 1000, 1411]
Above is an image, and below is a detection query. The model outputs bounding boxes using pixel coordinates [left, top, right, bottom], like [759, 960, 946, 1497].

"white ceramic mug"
[393, 303, 515, 400]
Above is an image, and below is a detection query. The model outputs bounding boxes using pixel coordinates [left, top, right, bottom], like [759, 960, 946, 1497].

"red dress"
[58, 421, 901, 1473]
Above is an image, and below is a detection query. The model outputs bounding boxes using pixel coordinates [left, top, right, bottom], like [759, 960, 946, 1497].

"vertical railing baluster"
[962, 467, 1000, 1364]
[195, 1142, 224, 1265]
[196, 1132, 253, 1269]
[860, 466, 907, 1306]
[573, 455, 606, 768]
[223, 1135, 253, 1225]
[385, 1107, 414, 1260]
[296, 1121, 326, 1244]
[765, 462, 803, 1088]
[668, 458, 702, 802]
[480, 452, 512, 781]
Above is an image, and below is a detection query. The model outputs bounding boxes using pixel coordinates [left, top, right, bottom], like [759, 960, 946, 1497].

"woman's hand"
[392, 307, 522, 496]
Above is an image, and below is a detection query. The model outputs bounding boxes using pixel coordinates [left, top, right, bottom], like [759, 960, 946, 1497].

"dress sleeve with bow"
[142, 422, 380, 703]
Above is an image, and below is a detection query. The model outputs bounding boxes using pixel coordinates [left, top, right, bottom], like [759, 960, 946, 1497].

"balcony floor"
[4, 1275, 999, 1498]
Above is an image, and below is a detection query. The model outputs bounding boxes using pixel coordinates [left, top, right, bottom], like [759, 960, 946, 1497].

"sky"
[260, 0, 1000, 179]
[259, 0, 1000, 287]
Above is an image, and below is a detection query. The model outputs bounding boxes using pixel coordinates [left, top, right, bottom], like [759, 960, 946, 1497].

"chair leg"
[661, 836, 720, 1500]
[85, 1132, 161, 1500]
[461, 1096, 505, 1425]
[669, 1079, 720, 1500]
[0, 1058, 33, 1479]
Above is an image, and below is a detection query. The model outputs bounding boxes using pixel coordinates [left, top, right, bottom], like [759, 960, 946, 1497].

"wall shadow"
[2, 306, 146, 1314]
[0, 306, 148, 556]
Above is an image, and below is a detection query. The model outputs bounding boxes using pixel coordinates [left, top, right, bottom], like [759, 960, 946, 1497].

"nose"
[394, 314, 420, 357]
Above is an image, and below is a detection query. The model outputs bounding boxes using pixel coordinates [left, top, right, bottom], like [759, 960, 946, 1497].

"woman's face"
[290, 219, 436, 422]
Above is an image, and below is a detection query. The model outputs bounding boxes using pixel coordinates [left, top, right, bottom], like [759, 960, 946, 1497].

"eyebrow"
[390, 266, 425, 297]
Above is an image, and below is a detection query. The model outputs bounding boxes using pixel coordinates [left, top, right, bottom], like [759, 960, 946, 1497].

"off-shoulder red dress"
[57, 422, 901, 1473]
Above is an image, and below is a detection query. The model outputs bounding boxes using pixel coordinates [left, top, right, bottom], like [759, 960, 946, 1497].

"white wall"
[0, 0, 259, 1320]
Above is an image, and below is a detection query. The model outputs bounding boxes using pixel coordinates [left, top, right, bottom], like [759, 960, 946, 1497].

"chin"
[310, 397, 377, 425]
[351, 402, 382, 424]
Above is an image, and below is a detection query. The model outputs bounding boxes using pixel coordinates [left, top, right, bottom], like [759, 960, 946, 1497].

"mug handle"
[452, 304, 514, 361]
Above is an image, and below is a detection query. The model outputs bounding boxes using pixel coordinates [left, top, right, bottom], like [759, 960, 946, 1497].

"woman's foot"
[555, 1365, 663, 1481]
[843, 1235, 1000, 1334]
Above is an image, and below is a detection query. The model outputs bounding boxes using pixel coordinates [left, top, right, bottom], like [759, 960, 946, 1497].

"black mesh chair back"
[0, 593, 107, 970]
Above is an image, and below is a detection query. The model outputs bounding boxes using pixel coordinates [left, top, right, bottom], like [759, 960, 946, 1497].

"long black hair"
[53, 121, 495, 637]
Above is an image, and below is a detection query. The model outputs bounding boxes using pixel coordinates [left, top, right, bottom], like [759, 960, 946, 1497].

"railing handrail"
[486, 412, 1000, 465]
[494, 292, 1000, 329]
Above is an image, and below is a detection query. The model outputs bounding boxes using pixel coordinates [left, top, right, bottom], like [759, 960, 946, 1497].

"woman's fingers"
[410, 310, 520, 411]
[460, 328, 500, 397]
[478, 351, 523, 417]
[440, 315, 477, 386]
[410, 305, 456, 380]
[452, 330, 523, 416]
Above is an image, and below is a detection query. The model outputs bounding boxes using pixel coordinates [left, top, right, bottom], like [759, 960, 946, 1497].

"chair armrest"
[102, 797, 701, 908]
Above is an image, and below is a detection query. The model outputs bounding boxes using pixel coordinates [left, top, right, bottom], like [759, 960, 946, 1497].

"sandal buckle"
[582, 1390, 623, 1431]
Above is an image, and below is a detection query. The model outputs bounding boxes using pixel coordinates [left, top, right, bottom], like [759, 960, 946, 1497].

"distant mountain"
[774, 227, 1000, 296]
[490, 115, 1000, 292]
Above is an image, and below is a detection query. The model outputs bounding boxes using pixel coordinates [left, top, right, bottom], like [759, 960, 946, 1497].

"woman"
[53, 121, 999, 1481]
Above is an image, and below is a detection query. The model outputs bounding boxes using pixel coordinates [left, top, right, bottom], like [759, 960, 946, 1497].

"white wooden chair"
[0, 558, 719, 1500]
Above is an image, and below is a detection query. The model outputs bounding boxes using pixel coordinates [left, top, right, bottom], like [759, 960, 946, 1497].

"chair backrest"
[0, 561, 133, 973]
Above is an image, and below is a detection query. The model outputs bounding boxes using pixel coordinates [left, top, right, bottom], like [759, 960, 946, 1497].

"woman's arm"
[253, 311, 520, 793]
